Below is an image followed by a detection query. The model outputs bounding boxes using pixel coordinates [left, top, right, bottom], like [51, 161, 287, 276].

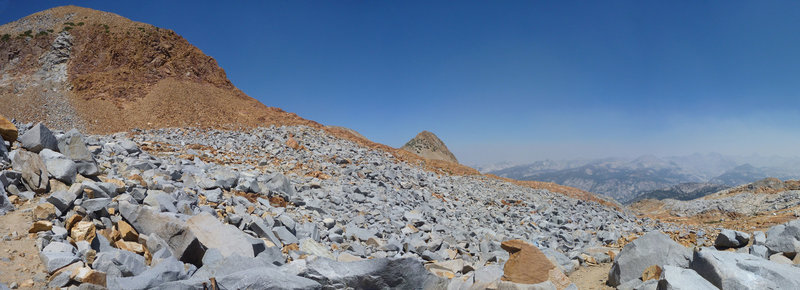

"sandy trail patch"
[569, 263, 614, 290]
[0, 199, 47, 289]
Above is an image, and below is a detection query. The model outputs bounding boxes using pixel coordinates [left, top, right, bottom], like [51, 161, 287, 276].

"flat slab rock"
[500, 239, 572, 289]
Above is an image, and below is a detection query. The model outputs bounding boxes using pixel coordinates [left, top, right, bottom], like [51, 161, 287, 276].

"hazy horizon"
[4, 1, 800, 166]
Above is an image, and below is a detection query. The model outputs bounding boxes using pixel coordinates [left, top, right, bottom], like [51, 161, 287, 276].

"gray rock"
[10, 150, 49, 193]
[186, 211, 262, 257]
[213, 267, 321, 290]
[92, 249, 148, 277]
[200, 188, 222, 203]
[42, 241, 75, 254]
[265, 172, 295, 197]
[48, 270, 72, 288]
[656, 265, 716, 290]
[273, 226, 299, 245]
[119, 202, 205, 266]
[143, 191, 177, 213]
[213, 169, 239, 190]
[256, 246, 285, 266]
[57, 129, 99, 176]
[39, 149, 77, 184]
[714, 229, 749, 249]
[39, 251, 79, 274]
[0, 186, 13, 215]
[106, 256, 189, 289]
[300, 238, 334, 259]
[750, 244, 769, 259]
[81, 198, 111, 213]
[300, 257, 443, 289]
[765, 219, 800, 254]
[249, 218, 282, 246]
[345, 225, 377, 242]
[13, 190, 34, 201]
[118, 139, 141, 155]
[0, 140, 8, 163]
[607, 232, 692, 286]
[541, 247, 578, 274]
[19, 123, 58, 153]
[472, 264, 504, 287]
[690, 248, 800, 289]
[47, 189, 78, 213]
[323, 218, 336, 229]
[191, 250, 272, 281]
[753, 231, 766, 246]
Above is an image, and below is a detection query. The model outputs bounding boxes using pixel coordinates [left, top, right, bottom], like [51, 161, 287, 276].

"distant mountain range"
[485, 153, 800, 203]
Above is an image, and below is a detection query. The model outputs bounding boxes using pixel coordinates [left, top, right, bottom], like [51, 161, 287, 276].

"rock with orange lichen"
[500, 239, 574, 289]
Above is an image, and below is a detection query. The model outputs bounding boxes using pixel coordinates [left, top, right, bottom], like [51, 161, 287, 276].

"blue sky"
[4, 1, 800, 164]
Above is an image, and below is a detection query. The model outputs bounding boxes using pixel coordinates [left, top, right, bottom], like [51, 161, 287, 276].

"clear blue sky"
[4, 1, 800, 164]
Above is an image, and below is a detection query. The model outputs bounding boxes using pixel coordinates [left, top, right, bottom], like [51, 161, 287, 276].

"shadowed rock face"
[401, 130, 459, 164]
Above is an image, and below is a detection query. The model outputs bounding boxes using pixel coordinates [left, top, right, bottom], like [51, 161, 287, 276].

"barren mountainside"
[0, 5, 316, 134]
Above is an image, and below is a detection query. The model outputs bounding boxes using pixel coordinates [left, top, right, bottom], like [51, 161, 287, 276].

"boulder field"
[1, 117, 798, 289]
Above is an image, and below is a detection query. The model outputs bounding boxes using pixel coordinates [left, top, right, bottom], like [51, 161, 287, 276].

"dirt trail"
[0, 199, 47, 289]
[569, 263, 614, 290]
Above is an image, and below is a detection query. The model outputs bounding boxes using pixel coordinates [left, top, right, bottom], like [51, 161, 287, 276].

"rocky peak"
[401, 130, 458, 164]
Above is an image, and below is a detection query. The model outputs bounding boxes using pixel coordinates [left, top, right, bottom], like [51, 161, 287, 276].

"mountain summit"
[0, 5, 315, 133]
[401, 131, 458, 164]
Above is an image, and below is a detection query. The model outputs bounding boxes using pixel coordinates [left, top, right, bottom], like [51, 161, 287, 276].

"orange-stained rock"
[65, 214, 83, 231]
[642, 265, 662, 281]
[71, 220, 96, 242]
[117, 220, 138, 242]
[72, 267, 107, 286]
[115, 240, 145, 254]
[0, 115, 17, 143]
[34, 203, 57, 220]
[500, 239, 572, 289]
[29, 220, 53, 233]
[286, 136, 301, 150]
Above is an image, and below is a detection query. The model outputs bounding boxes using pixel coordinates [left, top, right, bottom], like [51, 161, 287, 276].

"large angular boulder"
[714, 229, 750, 249]
[185, 212, 261, 259]
[105, 257, 190, 289]
[10, 150, 50, 193]
[19, 123, 58, 153]
[211, 267, 321, 290]
[300, 257, 444, 289]
[46, 185, 81, 214]
[263, 172, 295, 198]
[765, 219, 800, 255]
[57, 129, 99, 176]
[121, 203, 261, 267]
[92, 249, 148, 277]
[39, 149, 77, 184]
[657, 265, 716, 290]
[607, 232, 692, 286]
[690, 248, 800, 289]
[500, 239, 573, 289]
[119, 202, 205, 266]
[0, 115, 17, 143]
